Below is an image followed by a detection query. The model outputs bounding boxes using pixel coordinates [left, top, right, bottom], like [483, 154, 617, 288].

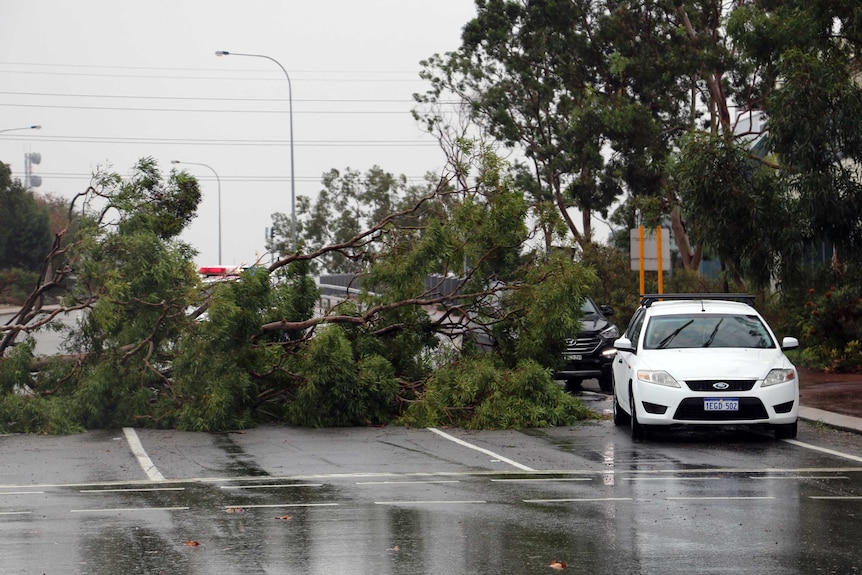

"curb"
[798, 406, 862, 435]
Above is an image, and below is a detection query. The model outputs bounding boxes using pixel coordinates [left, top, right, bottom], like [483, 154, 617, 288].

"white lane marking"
[122, 427, 165, 481]
[623, 477, 725, 481]
[220, 483, 323, 489]
[750, 475, 849, 480]
[356, 480, 460, 485]
[426, 427, 534, 471]
[375, 500, 485, 505]
[667, 496, 776, 501]
[784, 439, 862, 463]
[0, 491, 45, 495]
[80, 487, 184, 493]
[809, 496, 862, 500]
[0, 511, 31, 515]
[492, 478, 591, 483]
[227, 503, 338, 509]
[70, 506, 189, 513]
[524, 497, 633, 503]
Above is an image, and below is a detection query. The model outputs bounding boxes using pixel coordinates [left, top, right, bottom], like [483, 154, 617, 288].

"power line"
[0, 102, 414, 114]
[1, 135, 437, 147]
[0, 90, 428, 104]
[0, 68, 423, 82]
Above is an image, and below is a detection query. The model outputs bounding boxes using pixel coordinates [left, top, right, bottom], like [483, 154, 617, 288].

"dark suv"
[555, 297, 619, 393]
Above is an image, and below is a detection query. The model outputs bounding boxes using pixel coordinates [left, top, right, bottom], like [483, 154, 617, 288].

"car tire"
[564, 378, 582, 393]
[774, 420, 798, 440]
[629, 385, 646, 440]
[598, 374, 613, 393]
[613, 387, 630, 427]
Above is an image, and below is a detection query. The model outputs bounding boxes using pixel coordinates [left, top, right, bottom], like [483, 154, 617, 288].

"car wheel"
[629, 385, 646, 440]
[564, 378, 582, 393]
[597, 374, 613, 393]
[774, 420, 798, 440]
[613, 385, 630, 427]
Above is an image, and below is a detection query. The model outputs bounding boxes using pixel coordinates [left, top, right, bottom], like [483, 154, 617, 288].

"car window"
[642, 313, 775, 349]
[580, 298, 600, 316]
[625, 308, 646, 346]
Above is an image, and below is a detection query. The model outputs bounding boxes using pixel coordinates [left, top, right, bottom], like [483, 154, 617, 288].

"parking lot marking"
[491, 478, 592, 483]
[623, 477, 725, 481]
[229, 503, 338, 508]
[523, 497, 633, 503]
[70, 506, 189, 513]
[375, 500, 486, 505]
[123, 427, 165, 481]
[750, 475, 849, 480]
[784, 439, 862, 463]
[356, 480, 460, 485]
[667, 496, 776, 501]
[0, 491, 45, 495]
[220, 483, 323, 489]
[427, 427, 534, 471]
[80, 487, 184, 493]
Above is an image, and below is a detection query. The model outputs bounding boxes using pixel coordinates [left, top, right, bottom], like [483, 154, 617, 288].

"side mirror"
[781, 337, 799, 351]
[600, 304, 615, 317]
[614, 337, 635, 353]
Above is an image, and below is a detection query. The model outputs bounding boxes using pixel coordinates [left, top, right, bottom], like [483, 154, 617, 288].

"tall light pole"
[215, 50, 296, 245]
[172, 160, 223, 264]
[0, 125, 41, 135]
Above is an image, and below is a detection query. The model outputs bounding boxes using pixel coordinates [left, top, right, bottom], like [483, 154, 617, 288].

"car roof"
[644, 299, 758, 316]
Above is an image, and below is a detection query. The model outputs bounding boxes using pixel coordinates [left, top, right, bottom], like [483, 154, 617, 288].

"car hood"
[640, 348, 794, 380]
[579, 316, 611, 336]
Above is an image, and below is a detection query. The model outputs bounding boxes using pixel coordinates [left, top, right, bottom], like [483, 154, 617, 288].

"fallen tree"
[0, 151, 598, 433]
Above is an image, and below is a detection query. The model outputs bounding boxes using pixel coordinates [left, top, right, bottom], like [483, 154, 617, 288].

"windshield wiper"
[702, 318, 724, 347]
[657, 320, 694, 349]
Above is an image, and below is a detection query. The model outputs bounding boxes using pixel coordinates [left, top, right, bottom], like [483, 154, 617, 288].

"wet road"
[2, 402, 862, 575]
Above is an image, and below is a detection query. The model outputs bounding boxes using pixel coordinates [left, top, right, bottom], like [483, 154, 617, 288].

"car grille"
[566, 335, 602, 354]
[673, 398, 769, 421]
[685, 380, 756, 392]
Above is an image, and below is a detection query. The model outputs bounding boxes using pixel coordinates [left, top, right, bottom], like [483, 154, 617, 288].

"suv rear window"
[643, 314, 775, 350]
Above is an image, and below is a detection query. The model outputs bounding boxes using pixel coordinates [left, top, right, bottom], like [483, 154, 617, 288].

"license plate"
[704, 398, 739, 411]
[564, 354, 583, 361]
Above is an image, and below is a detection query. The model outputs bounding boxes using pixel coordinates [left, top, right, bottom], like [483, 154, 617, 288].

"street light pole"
[171, 160, 223, 265]
[215, 50, 296, 245]
[0, 125, 41, 135]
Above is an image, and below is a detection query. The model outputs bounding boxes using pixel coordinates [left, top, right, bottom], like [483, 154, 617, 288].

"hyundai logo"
[713, 382, 730, 390]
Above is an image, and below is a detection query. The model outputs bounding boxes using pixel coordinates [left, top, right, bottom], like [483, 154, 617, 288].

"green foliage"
[673, 132, 800, 288]
[0, 395, 83, 435]
[793, 274, 862, 373]
[288, 326, 399, 427]
[0, 268, 40, 305]
[0, 162, 51, 272]
[401, 356, 595, 429]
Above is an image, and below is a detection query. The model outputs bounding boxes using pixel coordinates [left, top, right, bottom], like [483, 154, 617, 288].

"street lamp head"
[30, 125, 41, 130]
[170, 160, 181, 164]
[215, 50, 230, 56]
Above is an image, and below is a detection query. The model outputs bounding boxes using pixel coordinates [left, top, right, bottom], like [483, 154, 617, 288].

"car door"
[612, 307, 645, 411]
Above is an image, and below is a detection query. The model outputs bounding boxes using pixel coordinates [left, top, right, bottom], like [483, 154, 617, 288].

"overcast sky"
[0, 1, 478, 267]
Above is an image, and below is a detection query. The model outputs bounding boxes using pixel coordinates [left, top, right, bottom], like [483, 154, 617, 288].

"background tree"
[0, 162, 51, 272]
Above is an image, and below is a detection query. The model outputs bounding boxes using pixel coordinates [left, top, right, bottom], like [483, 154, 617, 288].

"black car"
[555, 297, 619, 393]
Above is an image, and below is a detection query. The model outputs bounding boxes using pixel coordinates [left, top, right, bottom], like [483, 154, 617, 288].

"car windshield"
[643, 313, 775, 350]
[580, 298, 600, 316]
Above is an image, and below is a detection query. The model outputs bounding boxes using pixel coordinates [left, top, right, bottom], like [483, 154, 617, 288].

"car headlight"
[762, 368, 796, 387]
[600, 324, 620, 340]
[637, 370, 680, 387]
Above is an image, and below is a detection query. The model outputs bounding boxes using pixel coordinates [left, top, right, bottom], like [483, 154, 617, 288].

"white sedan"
[611, 294, 799, 440]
